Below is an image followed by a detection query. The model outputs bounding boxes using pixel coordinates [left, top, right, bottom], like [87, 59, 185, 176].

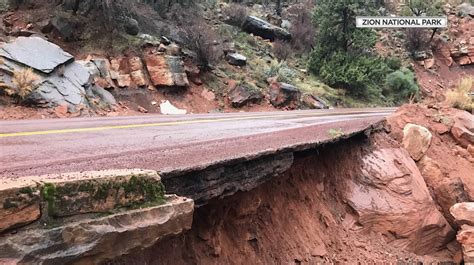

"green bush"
[0, 0, 9, 12]
[310, 51, 389, 98]
[385, 57, 402, 71]
[264, 61, 296, 83]
[383, 68, 419, 104]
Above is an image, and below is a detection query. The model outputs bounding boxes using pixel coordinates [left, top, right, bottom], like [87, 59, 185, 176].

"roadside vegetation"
[328, 128, 345, 139]
[446, 77, 474, 113]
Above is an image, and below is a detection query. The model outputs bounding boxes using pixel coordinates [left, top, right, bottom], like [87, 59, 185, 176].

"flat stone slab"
[0, 195, 194, 264]
[0, 37, 73, 74]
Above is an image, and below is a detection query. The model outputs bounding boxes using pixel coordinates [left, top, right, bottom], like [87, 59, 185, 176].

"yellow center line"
[0, 110, 391, 138]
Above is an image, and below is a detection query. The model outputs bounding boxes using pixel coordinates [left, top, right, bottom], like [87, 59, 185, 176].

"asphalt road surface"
[0, 108, 396, 179]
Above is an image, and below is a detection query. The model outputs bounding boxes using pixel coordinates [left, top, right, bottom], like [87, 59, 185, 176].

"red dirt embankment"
[113, 123, 466, 264]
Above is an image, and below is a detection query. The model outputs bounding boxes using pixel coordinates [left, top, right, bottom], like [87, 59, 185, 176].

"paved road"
[0, 108, 395, 179]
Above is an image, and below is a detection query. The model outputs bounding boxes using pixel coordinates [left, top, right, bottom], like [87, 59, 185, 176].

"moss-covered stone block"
[0, 178, 40, 233]
[38, 169, 165, 217]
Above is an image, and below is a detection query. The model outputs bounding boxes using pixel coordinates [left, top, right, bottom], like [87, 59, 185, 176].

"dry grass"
[222, 3, 248, 27]
[446, 77, 474, 112]
[328, 128, 344, 139]
[8, 68, 39, 99]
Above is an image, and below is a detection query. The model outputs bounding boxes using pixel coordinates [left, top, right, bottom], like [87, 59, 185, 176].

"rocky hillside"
[1, 0, 471, 119]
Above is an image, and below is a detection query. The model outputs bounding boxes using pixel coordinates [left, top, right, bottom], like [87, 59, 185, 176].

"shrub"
[264, 61, 296, 83]
[222, 3, 248, 27]
[328, 128, 344, 139]
[446, 77, 474, 112]
[404, 28, 430, 54]
[309, 0, 387, 99]
[385, 57, 402, 71]
[3, 68, 39, 99]
[273, 40, 291, 61]
[0, 0, 9, 12]
[383, 68, 419, 104]
[311, 50, 389, 98]
[179, 15, 223, 70]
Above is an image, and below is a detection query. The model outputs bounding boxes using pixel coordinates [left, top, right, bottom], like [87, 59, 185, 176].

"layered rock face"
[115, 134, 456, 264]
[0, 169, 194, 264]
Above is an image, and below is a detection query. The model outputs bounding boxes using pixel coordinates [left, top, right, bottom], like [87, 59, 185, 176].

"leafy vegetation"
[309, 0, 385, 99]
[308, 0, 417, 104]
[264, 61, 296, 83]
[383, 68, 419, 104]
[0, 0, 9, 12]
[401, 0, 443, 54]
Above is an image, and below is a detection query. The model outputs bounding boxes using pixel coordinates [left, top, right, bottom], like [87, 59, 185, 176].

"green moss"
[18, 186, 36, 196]
[94, 182, 112, 201]
[123, 175, 166, 204]
[77, 182, 95, 193]
[41, 183, 57, 216]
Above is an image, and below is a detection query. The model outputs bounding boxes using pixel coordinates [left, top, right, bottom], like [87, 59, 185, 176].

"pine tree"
[309, 0, 388, 98]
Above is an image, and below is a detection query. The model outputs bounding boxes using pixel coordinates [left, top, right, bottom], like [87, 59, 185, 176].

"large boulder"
[451, 111, 474, 148]
[300, 94, 329, 109]
[402, 123, 432, 161]
[242, 16, 291, 41]
[144, 51, 189, 88]
[228, 84, 263, 107]
[29, 62, 90, 110]
[418, 156, 470, 226]
[1, 58, 90, 111]
[346, 147, 455, 255]
[269, 82, 300, 108]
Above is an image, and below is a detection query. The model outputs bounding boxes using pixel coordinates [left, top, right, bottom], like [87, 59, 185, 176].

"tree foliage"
[309, 0, 387, 99]
[383, 68, 419, 104]
[401, 0, 443, 16]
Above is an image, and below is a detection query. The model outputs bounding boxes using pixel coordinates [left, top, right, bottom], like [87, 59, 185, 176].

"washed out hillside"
[0, 0, 473, 264]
